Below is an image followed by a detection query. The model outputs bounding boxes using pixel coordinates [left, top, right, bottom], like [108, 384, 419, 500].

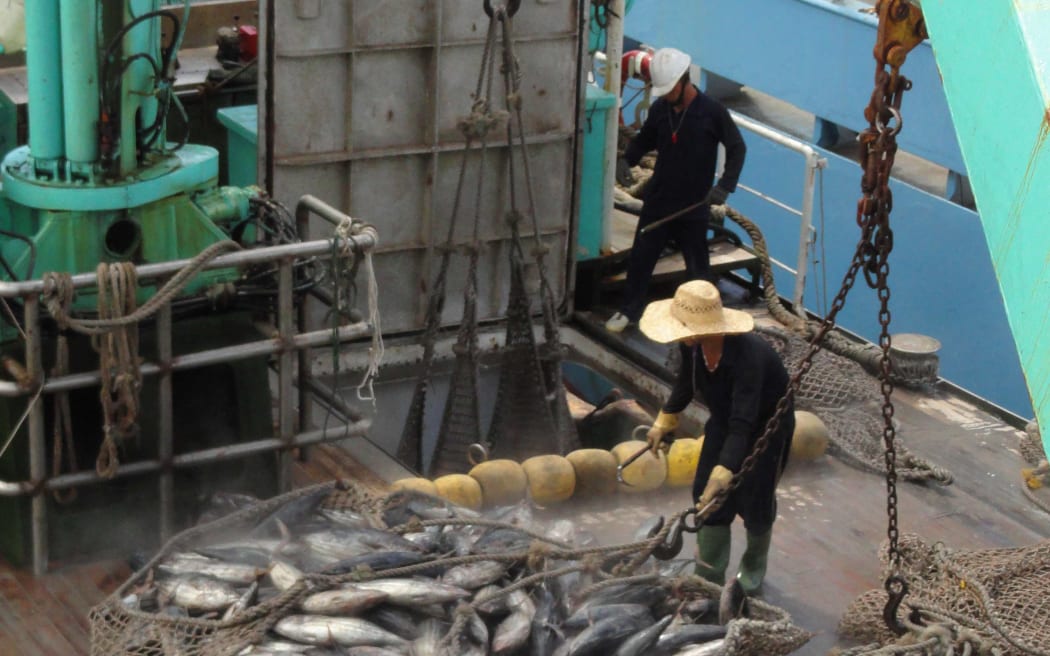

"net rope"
[91, 481, 812, 656]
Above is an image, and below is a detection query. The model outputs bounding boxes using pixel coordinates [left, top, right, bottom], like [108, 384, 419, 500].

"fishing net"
[92, 480, 810, 656]
[754, 324, 953, 484]
[89, 481, 380, 656]
[838, 533, 1050, 655]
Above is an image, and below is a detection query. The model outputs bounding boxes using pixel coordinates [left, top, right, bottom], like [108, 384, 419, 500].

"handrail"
[729, 109, 827, 318]
[0, 197, 380, 574]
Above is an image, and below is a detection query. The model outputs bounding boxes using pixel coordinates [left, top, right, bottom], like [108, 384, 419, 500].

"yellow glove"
[646, 411, 679, 454]
[696, 465, 733, 517]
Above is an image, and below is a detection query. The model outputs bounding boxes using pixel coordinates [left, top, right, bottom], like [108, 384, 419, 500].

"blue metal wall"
[624, 0, 1033, 419]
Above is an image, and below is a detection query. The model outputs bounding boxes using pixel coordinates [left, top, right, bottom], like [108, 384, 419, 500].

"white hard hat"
[649, 47, 691, 97]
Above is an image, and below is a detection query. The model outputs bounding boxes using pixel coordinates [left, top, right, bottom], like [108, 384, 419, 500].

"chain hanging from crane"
[862, 0, 927, 635]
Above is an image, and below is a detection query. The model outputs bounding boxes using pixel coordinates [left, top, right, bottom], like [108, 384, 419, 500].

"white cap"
[649, 47, 691, 97]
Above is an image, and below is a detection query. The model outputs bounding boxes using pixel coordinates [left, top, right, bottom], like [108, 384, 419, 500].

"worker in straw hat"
[640, 280, 793, 594]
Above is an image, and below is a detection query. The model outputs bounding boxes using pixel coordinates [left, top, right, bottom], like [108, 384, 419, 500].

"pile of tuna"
[91, 481, 810, 656]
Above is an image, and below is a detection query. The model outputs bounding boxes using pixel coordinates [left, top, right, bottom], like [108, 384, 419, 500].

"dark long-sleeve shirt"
[664, 333, 791, 473]
[624, 87, 746, 221]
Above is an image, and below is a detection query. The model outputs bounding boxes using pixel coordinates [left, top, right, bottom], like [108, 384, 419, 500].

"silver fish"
[567, 614, 651, 656]
[473, 584, 508, 615]
[717, 578, 749, 625]
[236, 640, 312, 654]
[351, 578, 471, 606]
[269, 557, 305, 591]
[344, 647, 408, 656]
[159, 577, 241, 612]
[612, 614, 674, 656]
[159, 552, 266, 585]
[492, 589, 535, 652]
[672, 638, 727, 656]
[223, 581, 259, 621]
[319, 507, 379, 529]
[273, 615, 408, 648]
[441, 560, 506, 590]
[563, 603, 653, 631]
[655, 624, 728, 654]
[408, 619, 445, 656]
[300, 587, 390, 615]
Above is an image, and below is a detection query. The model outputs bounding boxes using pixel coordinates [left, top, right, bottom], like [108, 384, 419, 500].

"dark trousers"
[620, 209, 710, 321]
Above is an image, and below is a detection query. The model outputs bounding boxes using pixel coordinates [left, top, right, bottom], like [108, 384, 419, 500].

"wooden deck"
[0, 345, 1046, 655]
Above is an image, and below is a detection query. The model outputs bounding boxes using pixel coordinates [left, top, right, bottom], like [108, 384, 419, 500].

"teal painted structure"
[622, 0, 1034, 421]
[920, 0, 1050, 455]
[22, 0, 63, 169]
[578, 85, 616, 261]
[216, 105, 259, 187]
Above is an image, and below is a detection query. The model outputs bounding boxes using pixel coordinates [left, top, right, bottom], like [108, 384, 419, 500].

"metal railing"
[0, 195, 377, 575]
[728, 110, 828, 318]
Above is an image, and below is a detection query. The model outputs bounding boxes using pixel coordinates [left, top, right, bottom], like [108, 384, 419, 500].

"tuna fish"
[653, 623, 727, 655]
[273, 615, 408, 648]
[300, 587, 390, 616]
[563, 603, 654, 631]
[491, 589, 536, 654]
[441, 560, 507, 589]
[158, 577, 241, 612]
[566, 613, 651, 656]
[717, 578, 750, 625]
[612, 614, 674, 656]
[351, 578, 471, 606]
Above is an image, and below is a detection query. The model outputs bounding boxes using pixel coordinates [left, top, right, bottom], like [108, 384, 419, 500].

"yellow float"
[468, 459, 528, 507]
[611, 440, 667, 492]
[390, 477, 439, 496]
[521, 455, 576, 505]
[565, 448, 619, 496]
[791, 410, 829, 461]
[433, 474, 483, 510]
[666, 437, 703, 487]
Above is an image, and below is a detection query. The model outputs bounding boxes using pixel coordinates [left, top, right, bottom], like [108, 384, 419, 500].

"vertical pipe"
[157, 304, 174, 540]
[120, 0, 159, 176]
[793, 156, 818, 318]
[277, 259, 294, 491]
[58, 0, 99, 166]
[23, 0, 65, 165]
[601, 0, 624, 253]
[25, 296, 47, 575]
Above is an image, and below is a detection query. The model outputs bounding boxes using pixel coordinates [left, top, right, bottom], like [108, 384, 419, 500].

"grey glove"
[616, 156, 635, 187]
[704, 185, 729, 206]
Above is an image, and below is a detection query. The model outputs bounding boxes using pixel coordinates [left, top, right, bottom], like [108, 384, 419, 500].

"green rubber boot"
[694, 525, 731, 585]
[737, 528, 773, 594]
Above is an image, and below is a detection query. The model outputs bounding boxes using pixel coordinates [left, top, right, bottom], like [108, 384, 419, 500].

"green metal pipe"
[120, 0, 160, 176]
[58, 0, 99, 166]
[23, 0, 64, 164]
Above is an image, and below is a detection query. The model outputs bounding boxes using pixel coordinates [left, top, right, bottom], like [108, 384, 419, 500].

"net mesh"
[839, 534, 1050, 655]
[754, 325, 953, 484]
[89, 481, 381, 656]
[91, 481, 810, 656]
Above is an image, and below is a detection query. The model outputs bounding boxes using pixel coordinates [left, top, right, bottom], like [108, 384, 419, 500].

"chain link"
[717, 1, 926, 637]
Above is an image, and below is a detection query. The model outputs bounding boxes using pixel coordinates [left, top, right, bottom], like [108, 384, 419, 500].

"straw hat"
[639, 280, 754, 343]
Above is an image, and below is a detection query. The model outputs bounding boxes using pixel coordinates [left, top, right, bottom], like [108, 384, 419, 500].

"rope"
[50, 334, 77, 503]
[41, 240, 241, 335]
[93, 262, 140, 479]
[38, 240, 241, 479]
[336, 220, 383, 404]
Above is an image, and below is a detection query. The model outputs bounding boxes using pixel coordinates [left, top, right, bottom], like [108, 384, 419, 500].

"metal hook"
[882, 574, 910, 636]
[652, 507, 705, 561]
[483, 0, 521, 19]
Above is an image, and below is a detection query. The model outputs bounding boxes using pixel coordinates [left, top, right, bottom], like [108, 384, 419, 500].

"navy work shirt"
[624, 87, 747, 222]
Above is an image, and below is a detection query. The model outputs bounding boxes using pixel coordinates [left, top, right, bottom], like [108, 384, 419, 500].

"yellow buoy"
[611, 440, 667, 493]
[468, 459, 528, 507]
[433, 474, 483, 510]
[521, 455, 576, 505]
[390, 477, 439, 497]
[666, 437, 703, 487]
[565, 449, 618, 496]
[791, 410, 829, 461]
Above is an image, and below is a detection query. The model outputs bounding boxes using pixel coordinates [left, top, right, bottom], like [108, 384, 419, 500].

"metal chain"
[859, 0, 928, 635]
[708, 2, 927, 636]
